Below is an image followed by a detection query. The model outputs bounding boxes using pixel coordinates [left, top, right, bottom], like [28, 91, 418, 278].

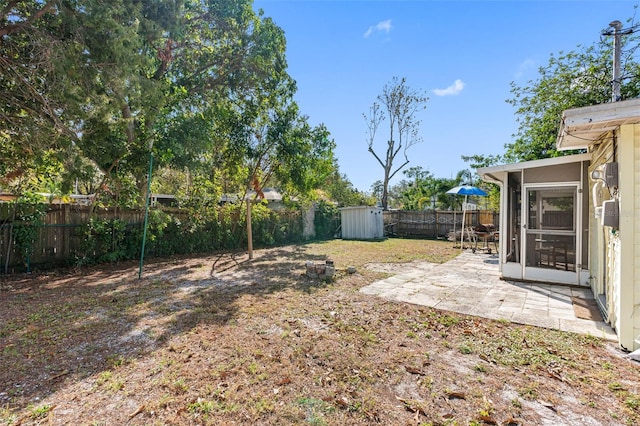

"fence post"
[63, 204, 70, 259]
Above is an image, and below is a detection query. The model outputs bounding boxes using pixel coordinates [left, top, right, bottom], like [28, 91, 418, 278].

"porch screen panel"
[525, 187, 577, 272]
[506, 172, 521, 263]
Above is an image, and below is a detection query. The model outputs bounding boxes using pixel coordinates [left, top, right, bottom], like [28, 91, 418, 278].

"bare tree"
[364, 77, 428, 210]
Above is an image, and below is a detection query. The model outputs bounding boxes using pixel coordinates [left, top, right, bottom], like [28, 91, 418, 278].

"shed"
[340, 206, 384, 240]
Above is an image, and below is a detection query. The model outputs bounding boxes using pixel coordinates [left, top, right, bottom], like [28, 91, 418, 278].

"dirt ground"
[1, 239, 639, 425]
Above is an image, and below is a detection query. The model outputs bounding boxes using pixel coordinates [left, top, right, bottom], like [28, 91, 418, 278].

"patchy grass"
[0, 238, 639, 425]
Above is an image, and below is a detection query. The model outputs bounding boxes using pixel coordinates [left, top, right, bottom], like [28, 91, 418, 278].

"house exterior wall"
[632, 124, 640, 350]
[587, 124, 639, 351]
[523, 162, 583, 183]
[619, 123, 640, 350]
[587, 138, 615, 324]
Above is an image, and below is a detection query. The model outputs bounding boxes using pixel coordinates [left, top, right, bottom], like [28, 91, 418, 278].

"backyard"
[1, 238, 639, 425]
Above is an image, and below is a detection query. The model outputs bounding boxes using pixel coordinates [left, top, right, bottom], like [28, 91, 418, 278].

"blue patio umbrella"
[446, 185, 488, 249]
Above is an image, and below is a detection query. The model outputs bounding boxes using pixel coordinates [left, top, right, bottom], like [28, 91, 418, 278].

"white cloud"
[514, 58, 535, 79]
[433, 79, 465, 96]
[364, 19, 392, 38]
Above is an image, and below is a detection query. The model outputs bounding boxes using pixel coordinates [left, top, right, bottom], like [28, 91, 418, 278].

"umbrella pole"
[460, 195, 467, 250]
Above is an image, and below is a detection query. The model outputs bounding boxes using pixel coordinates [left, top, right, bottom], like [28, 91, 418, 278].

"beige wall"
[523, 162, 583, 183]
[587, 125, 640, 351]
[609, 124, 640, 350]
[618, 124, 640, 351]
[588, 138, 615, 323]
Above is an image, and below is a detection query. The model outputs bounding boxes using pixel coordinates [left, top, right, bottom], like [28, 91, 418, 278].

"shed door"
[522, 185, 580, 284]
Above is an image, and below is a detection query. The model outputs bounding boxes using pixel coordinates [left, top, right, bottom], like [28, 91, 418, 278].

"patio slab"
[360, 251, 618, 342]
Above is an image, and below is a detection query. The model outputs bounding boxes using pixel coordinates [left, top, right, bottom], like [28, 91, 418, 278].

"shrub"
[314, 200, 339, 240]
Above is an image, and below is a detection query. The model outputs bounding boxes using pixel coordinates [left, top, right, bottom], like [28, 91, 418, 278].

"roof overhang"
[557, 98, 640, 151]
[477, 153, 591, 184]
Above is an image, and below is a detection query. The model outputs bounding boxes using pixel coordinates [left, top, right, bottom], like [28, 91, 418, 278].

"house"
[220, 188, 286, 210]
[478, 97, 640, 351]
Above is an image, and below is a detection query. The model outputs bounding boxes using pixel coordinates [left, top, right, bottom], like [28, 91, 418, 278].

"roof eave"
[477, 153, 591, 178]
[557, 98, 640, 151]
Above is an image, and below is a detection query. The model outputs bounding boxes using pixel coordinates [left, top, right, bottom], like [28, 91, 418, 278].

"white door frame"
[521, 182, 583, 285]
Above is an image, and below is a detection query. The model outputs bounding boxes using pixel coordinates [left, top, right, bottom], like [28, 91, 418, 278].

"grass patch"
[1, 239, 639, 426]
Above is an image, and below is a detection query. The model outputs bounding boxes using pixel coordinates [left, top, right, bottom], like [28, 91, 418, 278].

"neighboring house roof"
[557, 97, 640, 151]
[253, 188, 283, 202]
[220, 188, 284, 203]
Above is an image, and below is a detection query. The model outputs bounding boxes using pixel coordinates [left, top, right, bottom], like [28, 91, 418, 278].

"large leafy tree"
[0, 0, 338, 211]
[505, 17, 640, 162]
[393, 166, 463, 211]
[234, 84, 337, 203]
[0, 1, 308, 205]
[323, 166, 376, 207]
[364, 76, 428, 210]
[73, 0, 296, 206]
[0, 1, 81, 192]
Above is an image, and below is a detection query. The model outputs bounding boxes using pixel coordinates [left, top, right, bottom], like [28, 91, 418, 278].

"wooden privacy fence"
[0, 203, 306, 274]
[383, 210, 499, 239]
[0, 204, 145, 273]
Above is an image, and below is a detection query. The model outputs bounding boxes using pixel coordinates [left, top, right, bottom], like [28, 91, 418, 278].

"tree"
[364, 77, 428, 210]
[0, 1, 299, 204]
[323, 166, 376, 207]
[391, 166, 465, 211]
[398, 166, 434, 210]
[461, 154, 500, 210]
[0, 1, 84, 193]
[505, 17, 640, 162]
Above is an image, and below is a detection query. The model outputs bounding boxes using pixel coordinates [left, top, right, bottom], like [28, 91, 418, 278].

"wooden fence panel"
[0, 204, 305, 274]
[383, 210, 499, 239]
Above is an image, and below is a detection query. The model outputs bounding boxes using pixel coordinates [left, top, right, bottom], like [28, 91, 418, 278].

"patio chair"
[463, 226, 478, 251]
[474, 224, 498, 254]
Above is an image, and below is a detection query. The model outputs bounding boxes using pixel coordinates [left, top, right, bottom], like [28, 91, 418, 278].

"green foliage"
[9, 193, 47, 271]
[28, 404, 52, 420]
[1, 0, 331, 211]
[249, 203, 303, 247]
[77, 218, 139, 265]
[391, 166, 479, 211]
[398, 167, 438, 210]
[324, 168, 376, 207]
[314, 200, 340, 240]
[505, 20, 640, 162]
[69, 202, 306, 268]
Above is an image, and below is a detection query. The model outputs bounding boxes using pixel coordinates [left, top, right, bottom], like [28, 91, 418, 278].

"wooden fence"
[0, 203, 307, 274]
[383, 210, 499, 239]
[0, 204, 145, 273]
[1, 204, 499, 273]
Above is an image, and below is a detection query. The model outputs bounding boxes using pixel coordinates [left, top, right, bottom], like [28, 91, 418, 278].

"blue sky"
[253, 0, 638, 192]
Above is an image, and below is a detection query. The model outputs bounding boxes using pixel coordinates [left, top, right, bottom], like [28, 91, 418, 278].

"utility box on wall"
[340, 206, 384, 240]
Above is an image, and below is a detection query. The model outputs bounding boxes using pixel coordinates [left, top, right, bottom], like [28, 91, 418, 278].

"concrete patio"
[360, 250, 617, 341]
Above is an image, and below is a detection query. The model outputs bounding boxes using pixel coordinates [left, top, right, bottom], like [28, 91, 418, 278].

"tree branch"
[388, 159, 410, 181]
[367, 146, 386, 168]
[0, 1, 57, 37]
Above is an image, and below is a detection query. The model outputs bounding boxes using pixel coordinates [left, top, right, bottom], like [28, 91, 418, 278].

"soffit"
[557, 98, 640, 151]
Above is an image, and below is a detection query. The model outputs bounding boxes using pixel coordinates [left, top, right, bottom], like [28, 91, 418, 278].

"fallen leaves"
[446, 390, 467, 400]
[128, 405, 145, 419]
[405, 365, 425, 375]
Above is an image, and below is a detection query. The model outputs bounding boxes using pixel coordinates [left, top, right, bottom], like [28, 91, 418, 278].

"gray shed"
[340, 206, 384, 240]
